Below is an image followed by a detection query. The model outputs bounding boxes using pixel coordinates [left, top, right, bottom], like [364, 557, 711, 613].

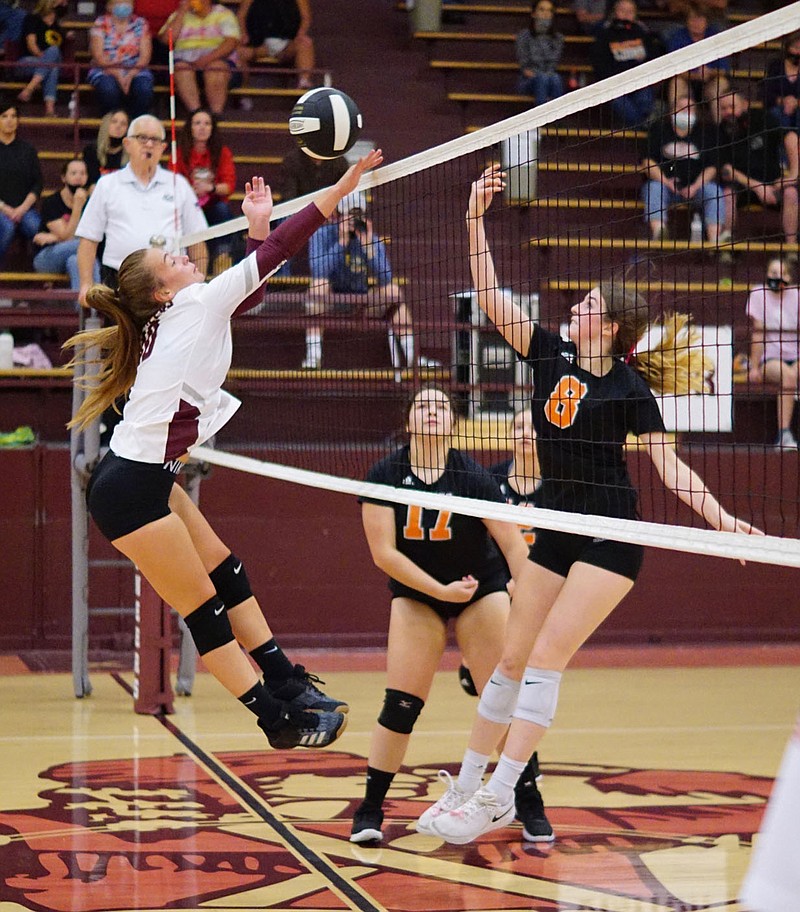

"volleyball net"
[179, 4, 800, 568]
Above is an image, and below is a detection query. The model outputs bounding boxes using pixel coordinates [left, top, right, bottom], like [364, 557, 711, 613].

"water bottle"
[0, 331, 14, 370]
[690, 213, 703, 245]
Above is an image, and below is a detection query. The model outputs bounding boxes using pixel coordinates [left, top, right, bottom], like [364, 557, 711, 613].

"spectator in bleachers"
[764, 31, 800, 135]
[572, 0, 606, 36]
[161, 0, 240, 115]
[746, 256, 800, 449]
[15, 0, 63, 117]
[640, 89, 722, 243]
[665, 2, 729, 103]
[591, 0, 662, 127]
[176, 107, 237, 271]
[0, 96, 42, 268]
[82, 108, 130, 192]
[0, 1, 27, 54]
[88, 0, 155, 118]
[135, 0, 176, 75]
[236, 0, 314, 94]
[32, 158, 99, 292]
[710, 88, 799, 247]
[303, 190, 417, 371]
[516, 0, 564, 106]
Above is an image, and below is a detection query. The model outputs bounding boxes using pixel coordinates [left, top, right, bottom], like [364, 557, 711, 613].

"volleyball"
[288, 87, 363, 160]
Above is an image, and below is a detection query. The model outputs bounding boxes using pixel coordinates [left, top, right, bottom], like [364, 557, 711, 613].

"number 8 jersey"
[362, 446, 507, 597]
[521, 325, 666, 519]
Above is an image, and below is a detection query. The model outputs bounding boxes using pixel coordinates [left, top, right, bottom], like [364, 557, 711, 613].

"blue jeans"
[33, 238, 99, 291]
[88, 68, 154, 118]
[0, 209, 40, 266]
[16, 45, 61, 101]
[203, 198, 236, 261]
[612, 87, 654, 127]
[517, 71, 564, 106]
[770, 104, 800, 133]
[641, 179, 724, 230]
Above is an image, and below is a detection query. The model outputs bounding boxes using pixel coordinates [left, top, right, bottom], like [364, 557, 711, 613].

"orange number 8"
[544, 375, 588, 429]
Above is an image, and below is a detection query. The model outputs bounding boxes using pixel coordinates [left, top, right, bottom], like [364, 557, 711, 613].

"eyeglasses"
[131, 134, 165, 145]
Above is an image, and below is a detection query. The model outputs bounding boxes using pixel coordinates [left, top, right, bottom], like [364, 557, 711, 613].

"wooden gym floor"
[0, 645, 798, 912]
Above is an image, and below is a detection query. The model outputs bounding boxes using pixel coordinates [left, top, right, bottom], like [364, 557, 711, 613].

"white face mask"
[672, 110, 696, 132]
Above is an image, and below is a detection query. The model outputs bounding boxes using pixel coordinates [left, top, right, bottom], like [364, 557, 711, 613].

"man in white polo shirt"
[76, 114, 209, 305]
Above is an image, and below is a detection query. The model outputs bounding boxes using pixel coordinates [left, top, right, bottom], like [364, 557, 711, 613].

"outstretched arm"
[467, 166, 534, 356]
[641, 431, 762, 535]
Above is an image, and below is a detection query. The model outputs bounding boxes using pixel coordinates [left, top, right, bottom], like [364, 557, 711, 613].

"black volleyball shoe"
[259, 707, 347, 750]
[272, 664, 350, 714]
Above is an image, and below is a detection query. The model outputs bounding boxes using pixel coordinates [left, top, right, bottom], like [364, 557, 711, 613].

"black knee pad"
[377, 688, 424, 734]
[184, 595, 235, 655]
[209, 553, 253, 610]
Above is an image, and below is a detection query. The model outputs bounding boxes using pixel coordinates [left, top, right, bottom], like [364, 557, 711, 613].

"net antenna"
[181, 3, 800, 567]
[168, 27, 180, 253]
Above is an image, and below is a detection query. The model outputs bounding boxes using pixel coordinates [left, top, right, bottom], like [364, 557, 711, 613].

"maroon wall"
[2, 445, 798, 651]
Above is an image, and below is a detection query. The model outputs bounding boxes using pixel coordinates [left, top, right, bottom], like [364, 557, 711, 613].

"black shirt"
[520, 325, 665, 518]
[715, 108, 784, 185]
[246, 0, 302, 44]
[489, 457, 542, 547]
[591, 18, 661, 80]
[0, 137, 43, 207]
[82, 143, 125, 189]
[643, 116, 716, 189]
[22, 12, 64, 52]
[362, 446, 507, 597]
[35, 190, 72, 250]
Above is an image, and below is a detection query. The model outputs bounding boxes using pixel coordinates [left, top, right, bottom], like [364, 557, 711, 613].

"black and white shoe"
[350, 803, 384, 843]
[272, 664, 349, 714]
[259, 708, 347, 750]
[458, 663, 478, 697]
[514, 772, 554, 843]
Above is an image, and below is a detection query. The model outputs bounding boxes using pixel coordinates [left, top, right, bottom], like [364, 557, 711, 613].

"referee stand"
[71, 310, 197, 713]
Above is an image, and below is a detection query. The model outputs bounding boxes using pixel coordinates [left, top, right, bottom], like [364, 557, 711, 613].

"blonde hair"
[599, 281, 712, 395]
[33, 0, 59, 16]
[95, 110, 130, 171]
[64, 250, 161, 430]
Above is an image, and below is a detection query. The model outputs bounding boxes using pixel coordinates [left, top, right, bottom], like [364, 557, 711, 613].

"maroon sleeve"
[233, 202, 327, 316]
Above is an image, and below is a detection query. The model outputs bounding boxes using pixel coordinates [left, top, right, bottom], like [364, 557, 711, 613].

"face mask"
[534, 17, 552, 32]
[66, 182, 85, 192]
[112, 2, 132, 16]
[672, 110, 696, 132]
[766, 277, 787, 292]
[612, 17, 631, 27]
[787, 52, 800, 66]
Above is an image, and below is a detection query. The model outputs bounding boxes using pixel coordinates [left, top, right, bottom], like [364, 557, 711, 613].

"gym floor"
[1, 645, 798, 912]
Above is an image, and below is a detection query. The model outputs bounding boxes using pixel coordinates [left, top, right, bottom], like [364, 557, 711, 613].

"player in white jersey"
[65, 150, 383, 750]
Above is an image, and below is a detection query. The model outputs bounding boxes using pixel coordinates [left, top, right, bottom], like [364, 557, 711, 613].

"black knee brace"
[209, 553, 253, 610]
[377, 688, 424, 734]
[184, 595, 235, 655]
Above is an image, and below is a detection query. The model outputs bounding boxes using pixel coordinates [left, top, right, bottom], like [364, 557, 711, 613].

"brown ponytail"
[600, 280, 713, 396]
[64, 249, 161, 430]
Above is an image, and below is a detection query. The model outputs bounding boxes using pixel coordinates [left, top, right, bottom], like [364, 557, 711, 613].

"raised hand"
[338, 148, 384, 198]
[242, 175, 273, 225]
[468, 164, 505, 220]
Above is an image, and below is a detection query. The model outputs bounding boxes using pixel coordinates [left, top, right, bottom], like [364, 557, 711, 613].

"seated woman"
[746, 256, 800, 450]
[236, 0, 314, 93]
[176, 107, 237, 271]
[88, 0, 154, 118]
[82, 108, 130, 193]
[665, 1, 730, 102]
[161, 0, 240, 115]
[15, 0, 64, 117]
[764, 31, 800, 135]
[515, 0, 564, 106]
[33, 158, 100, 293]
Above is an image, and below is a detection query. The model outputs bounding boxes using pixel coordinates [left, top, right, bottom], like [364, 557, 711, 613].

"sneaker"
[350, 803, 384, 843]
[430, 786, 515, 845]
[418, 354, 442, 368]
[258, 707, 347, 750]
[514, 775, 554, 843]
[458, 663, 478, 696]
[774, 429, 798, 450]
[417, 769, 474, 835]
[272, 664, 349, 713]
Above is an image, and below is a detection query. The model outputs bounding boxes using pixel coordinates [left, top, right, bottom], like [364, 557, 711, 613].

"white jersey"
[740, 716, 800, 911]
[110, 252, 264, 463]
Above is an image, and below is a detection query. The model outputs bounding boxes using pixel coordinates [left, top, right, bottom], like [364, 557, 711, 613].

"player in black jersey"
[420, 165, 763, 845]
[349, 386, 529, 844]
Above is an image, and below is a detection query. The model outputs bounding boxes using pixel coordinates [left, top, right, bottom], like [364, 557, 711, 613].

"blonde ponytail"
[633, 312, 713, 396]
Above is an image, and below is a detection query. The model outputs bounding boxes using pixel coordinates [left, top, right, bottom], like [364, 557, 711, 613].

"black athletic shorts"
[87, 450, 182, 542]
[529, 528, 644, 582]
[390, 569, 510, 622]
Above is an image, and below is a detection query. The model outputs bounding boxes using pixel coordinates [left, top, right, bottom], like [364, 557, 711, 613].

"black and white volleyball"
[289, 88, 363, 160]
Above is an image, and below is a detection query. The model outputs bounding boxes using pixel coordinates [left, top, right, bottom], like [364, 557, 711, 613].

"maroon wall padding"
[2, 445, 798, 651]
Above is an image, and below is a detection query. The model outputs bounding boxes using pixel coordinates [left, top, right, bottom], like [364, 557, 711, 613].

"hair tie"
[624, 343, 636, 365]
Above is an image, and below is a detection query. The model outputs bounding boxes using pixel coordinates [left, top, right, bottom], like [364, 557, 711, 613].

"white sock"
[486, 753, 527, 806]
[305, 328, 322, 364]
[456, 748, 490, 794]
[399, 332, 415, 366]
